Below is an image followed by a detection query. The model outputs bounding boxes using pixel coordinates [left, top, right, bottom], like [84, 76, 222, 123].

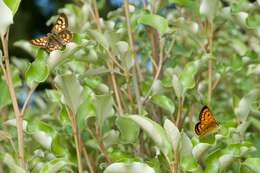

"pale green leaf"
[103, 162, 156, 173]
[0, 0, 13, 36]
[55, 74, 83, 115]
[127, 115, 172, 159]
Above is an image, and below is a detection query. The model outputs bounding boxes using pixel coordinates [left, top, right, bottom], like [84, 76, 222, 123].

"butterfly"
[195, 105, 219, 136]
[30, 13, 72, 52]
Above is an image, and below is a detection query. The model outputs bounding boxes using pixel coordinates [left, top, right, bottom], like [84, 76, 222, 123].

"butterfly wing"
[51, 13, 69, 33]
[30, 36, 48, 48]
[46, 38, 62, 52]
[57, 30, 72, 44]
[195, 106, 218, 136]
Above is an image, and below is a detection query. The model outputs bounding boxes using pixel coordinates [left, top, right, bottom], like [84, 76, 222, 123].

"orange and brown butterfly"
[195, 105, 219, 136]
[30, 13, 72, 52]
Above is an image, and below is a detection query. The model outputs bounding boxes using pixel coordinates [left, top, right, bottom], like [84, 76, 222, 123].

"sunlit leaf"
[103, 162, 156, 173]
[0, 0, 13, 36]
[127, 115, 172, 159]
[139, 14, 168, 35]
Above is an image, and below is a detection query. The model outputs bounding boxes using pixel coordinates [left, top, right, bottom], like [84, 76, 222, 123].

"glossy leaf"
[151, 95, 175, 114]
[3, 0, 21, 14]
[139, 14, 168, 35]
[0, 0, 13, 36]
[127, 115, 172, 159]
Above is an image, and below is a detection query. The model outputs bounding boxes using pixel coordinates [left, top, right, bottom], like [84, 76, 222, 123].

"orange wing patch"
[30, 36, 48, 47]
[195, 106, 219, 136]
[51, 13, 68, 33]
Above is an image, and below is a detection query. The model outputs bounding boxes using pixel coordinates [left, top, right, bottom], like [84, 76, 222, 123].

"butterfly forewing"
[51, 13, 68, 33]
[31, 36, 48, 47]
[195, 106, 218, 136]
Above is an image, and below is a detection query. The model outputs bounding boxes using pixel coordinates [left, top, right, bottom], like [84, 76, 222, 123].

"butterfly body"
[195, 105, 219, 136]
[31, 13, 72, 52]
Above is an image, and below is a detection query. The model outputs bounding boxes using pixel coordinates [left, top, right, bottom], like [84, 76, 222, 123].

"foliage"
[0, 0, 260, 173]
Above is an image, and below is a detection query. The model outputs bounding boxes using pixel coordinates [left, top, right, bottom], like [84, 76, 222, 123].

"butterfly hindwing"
[57, 30, 72, 44]
[46, 38, 62, 52]
[30, 36, 48, 48]
[195, 105, 218, 136]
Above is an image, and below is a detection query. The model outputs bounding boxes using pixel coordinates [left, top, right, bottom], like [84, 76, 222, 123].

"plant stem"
[176, 97, 183, 129]
[208, 21, 214, 105]
[67, 109, 83, 173]
[96, 126, 111, 163]
[141, 39, 164, 105]
[91, 0, 124, 116]
[123, 0, 142, 114]
[81, 139, 95, 173]
[1, 32, 25, 168]
[21, 85, 37, 115]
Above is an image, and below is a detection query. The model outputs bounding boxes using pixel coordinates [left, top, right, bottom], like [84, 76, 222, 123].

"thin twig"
[80, 138, 95, 173]
[175, 97, 183, 129]
[141, 40, 164, 105]
[66, 108, 83, 173]
[91, 0, 124, 116]
[1, 31, 25, 168]
[21, 85, 37, 115]
[123, 0, 142, 114]
[96, 125, 111, 163]
[207, 21, 214, 105]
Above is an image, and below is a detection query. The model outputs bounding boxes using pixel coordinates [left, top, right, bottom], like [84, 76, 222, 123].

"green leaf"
[54, 74, 83, 115]
[0, 0, 13, 36]
[139, 14, 168, 35]
[3, 153, 26, 173]
[51, 134, 68, 156]
[180, 132, 198, 172]
[219, 154, 235, 172]
[200, 0, 220, 21]
[103, 162, 156, 173]
[164, 119, 180, 152]
[94, 94, 114, 129]
[192, 143, 211, 160]
[88, 29, 109, 49]
[179, 60, 199, 93]
[234, 89, 260, 121]
[103, 130, 120, 147]
[172, 74, 183, 98]
[39, 158, 70, 173]
[127, 115, 172, 159]
[25, 56, 49, 87]
[242, 158, 260, 173]
[3, 0, 21, 15]
[169, 0, 198, 10]
[32, 131, 52, 149]
[116, 116, 140, 144]
[152, 95, 175, 114]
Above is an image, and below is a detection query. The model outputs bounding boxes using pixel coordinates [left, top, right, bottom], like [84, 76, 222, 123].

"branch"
[123, 0, 142, 114]
[1, 31, 25, 168]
